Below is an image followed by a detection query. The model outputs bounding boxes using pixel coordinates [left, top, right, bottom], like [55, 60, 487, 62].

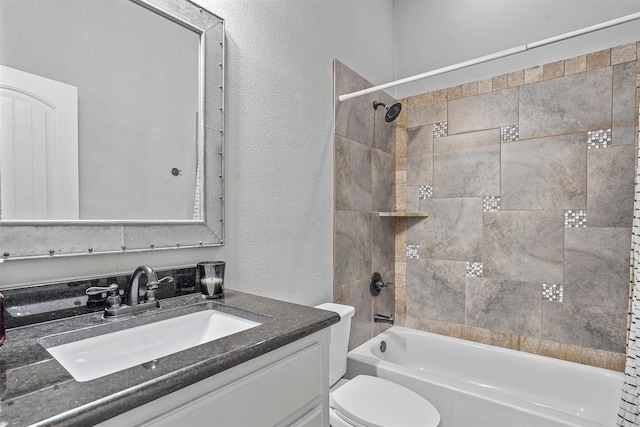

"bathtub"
[346, 326, 624, 427]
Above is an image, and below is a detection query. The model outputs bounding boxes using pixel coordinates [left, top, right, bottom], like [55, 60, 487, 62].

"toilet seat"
[330, 375, 440, 427]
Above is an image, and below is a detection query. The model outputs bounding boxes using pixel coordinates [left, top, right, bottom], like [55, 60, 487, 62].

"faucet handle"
[144, 276, 173, 303]
[157, 276, 174, 285]
[86, 283, 119, 296]
[145, 276, 173, 291]
[86, 284, 122, 310]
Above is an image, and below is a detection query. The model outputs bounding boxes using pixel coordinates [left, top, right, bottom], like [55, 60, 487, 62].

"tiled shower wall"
[395, 42, 640, 371]
[334, 61, 396, 350]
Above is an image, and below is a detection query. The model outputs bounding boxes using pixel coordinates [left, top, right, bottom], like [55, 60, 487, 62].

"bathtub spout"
[374, 313, 394, 325]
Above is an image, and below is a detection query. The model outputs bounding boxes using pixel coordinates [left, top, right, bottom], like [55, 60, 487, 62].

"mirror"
[0, 0, 225, 259]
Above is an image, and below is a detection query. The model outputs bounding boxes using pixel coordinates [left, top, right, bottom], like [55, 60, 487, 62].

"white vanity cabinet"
[96, 329, 330, 427]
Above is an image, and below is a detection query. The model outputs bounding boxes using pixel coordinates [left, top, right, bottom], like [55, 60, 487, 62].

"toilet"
[316, 303, 440, 427]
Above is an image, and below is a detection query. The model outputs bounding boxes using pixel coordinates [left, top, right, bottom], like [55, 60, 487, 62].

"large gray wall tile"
[406, 217, 421, 244]
[406, 186, 420, 212]
[407, 102, 446, 129]
[372, 149, 395, 212]
[467, 278, 542, 337]
[406, 156, 433, 187]
[519, 67, 612, 140]
[612, 62, 636, 146]
[501, 133, 587, 210]
[406, 125, 434, 187]
[542, 302, 627, 353]
[448, 88, 518, 135]
[407, 125, 433, 158]
[406, 259, 467, 324]
[419, 198, 483, 261]
[334, 60, 373, 145]
[433, 129, 500, 197]
[563, 227, 631, 309]
[334, 277, 373, 350]
[335, 135, 372, 211]
[372, 213, 395, 281]
[483, 211, 564, 283]
[587, 145, 635, 227]
[334, 210, 371, 285]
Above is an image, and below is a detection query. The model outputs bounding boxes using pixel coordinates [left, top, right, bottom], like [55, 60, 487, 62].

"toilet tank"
[315, 303, 355, 386]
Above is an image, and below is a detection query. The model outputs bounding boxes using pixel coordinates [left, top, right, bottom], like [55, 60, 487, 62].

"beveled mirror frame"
[0, 0, 225, 261]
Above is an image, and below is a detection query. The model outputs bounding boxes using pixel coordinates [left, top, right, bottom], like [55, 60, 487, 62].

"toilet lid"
[330, 375, 440, 427]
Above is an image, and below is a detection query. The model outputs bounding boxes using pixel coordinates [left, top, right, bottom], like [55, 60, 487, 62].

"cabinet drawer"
[148, 343, 323, 427]
[290, 406, 323, 427]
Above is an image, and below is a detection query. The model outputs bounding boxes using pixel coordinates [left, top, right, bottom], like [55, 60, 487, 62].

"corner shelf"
[379, 212, 429, 218]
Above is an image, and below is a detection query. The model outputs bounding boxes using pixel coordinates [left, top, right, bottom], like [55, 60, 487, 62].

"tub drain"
[380, 340, 387, 353]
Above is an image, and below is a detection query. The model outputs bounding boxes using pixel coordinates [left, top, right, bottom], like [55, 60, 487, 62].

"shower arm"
[373, 101, 388, 110]
[338, 12, 640, 102]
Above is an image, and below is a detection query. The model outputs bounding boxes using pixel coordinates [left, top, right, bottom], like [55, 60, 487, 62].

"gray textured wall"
[400, 47, 636, 355]
[333, 61, 397, 350]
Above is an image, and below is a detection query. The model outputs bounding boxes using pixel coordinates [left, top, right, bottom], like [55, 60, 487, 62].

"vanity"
[0, 274, 338, 426]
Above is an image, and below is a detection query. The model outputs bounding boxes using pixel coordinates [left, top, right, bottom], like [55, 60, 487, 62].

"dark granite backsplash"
[3, 266, 200, 328]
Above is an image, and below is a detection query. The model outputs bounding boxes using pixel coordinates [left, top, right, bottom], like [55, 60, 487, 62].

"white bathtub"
[346, 326, 624, 427]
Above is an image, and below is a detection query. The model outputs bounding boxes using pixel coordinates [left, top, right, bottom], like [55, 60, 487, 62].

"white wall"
[198, 0, 395, 304]
[0, 0, 395, 306]
[394, 0, 640, 98]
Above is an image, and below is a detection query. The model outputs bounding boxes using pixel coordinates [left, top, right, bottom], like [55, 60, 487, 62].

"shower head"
[373, 101, 402, 123]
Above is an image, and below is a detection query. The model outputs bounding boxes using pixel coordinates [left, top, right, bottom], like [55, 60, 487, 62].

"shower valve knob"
[370, 272, 393, 296]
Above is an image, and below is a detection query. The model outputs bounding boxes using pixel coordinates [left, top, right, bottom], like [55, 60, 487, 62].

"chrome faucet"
[86, 265, 171, 319]
[127, 264, 159, 306]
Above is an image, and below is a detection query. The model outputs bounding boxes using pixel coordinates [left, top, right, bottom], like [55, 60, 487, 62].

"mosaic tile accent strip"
[500, 125, 519, 143]
[433, 121, 448, 138]
[542, 283, 563, 302]
[564, 210, 587, 228]
[466, 262, 483, 277]
[419, 185, 433, 200]
[406, 245, 420, 259]
[483, 196, 501, 212]
[587, 128, 612, 149]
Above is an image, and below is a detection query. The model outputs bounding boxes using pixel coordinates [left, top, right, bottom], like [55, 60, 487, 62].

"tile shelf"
[379, 212, 430, 217]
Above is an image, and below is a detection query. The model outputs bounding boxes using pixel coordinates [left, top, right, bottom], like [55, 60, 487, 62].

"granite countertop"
[0, 290, 339, 426]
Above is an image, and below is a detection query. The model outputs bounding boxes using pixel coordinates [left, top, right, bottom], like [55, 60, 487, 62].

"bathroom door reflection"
[0, 65, 79, 220]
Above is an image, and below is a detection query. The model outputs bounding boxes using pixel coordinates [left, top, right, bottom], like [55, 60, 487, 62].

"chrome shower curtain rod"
[338, 12, 640, 102]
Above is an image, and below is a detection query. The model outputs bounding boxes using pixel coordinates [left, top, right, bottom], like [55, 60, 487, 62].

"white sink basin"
[43, 309, 261, 382]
